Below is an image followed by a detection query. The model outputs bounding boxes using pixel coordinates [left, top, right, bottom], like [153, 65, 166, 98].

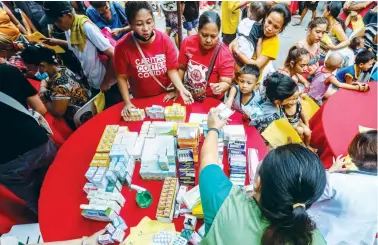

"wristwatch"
[208, 128, 220, 135]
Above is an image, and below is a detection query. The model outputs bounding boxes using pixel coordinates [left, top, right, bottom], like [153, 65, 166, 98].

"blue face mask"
[35, 72, 48, 80]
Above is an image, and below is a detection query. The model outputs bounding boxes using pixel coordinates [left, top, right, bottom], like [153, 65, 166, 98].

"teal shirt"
[199, 164, 327, 245]
[199, 164, 232, 234]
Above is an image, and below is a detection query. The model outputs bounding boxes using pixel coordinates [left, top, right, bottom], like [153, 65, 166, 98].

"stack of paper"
[223, 125, 245, 142]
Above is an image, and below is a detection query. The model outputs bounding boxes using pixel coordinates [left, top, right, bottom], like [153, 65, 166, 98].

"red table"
[39, 94, 268, 242]
[310, 83, 377, 168]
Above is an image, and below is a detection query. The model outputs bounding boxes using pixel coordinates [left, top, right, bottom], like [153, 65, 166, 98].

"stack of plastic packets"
[177, 124, 200, 164]
[228, 137, 247, 186]
[165, 103, 186, 122]
[139, 135, 176, 180]
[177, 148, 195, 186]
[122, 108, 146, 121]
[146, 105, 165, 119]
[152, 121, 176, 136]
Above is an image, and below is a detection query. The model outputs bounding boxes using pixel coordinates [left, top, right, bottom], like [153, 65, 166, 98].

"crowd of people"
[0, 1, 377, 245]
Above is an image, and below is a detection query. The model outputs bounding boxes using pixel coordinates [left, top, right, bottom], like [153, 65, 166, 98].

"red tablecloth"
[310, 83, 377, 168]
[39, 94, 268, 242]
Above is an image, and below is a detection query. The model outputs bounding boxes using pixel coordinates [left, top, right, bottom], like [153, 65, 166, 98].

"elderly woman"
[114, 1, 193, 115]
[177, 11, 234, 102]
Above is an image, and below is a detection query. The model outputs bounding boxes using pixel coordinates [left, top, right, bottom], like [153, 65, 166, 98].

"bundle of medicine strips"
[98, 216, 128, 244]
[82, 125, 142, 223]
[228, 135, 247, 187]
[165, 103, 186, 122]
[146, 105, 165, 119]
[140, 135, 177, 180]
[156, 177, 179, 223]
[122, 108, 146, 121]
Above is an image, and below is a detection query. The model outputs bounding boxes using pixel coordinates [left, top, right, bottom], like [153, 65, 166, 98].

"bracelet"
[208, 128, 220, 135]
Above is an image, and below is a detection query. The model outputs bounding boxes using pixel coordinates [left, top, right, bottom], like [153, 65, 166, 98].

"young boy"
[308, 52, 369, 105]
[40, 1, 121, 107]
[224, 64, 263, 121]
[232, 2, 267, 69]
[349, 36, 366, 55]
[336, 50, 375, 84]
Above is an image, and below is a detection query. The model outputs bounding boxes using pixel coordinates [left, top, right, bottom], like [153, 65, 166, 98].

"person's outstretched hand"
[329, 154, 347, 173]
[207, 108, 229, 130]
[85, 229, 106, 245]
[122, 102, 136, 117]
[179, 88, 194, 104]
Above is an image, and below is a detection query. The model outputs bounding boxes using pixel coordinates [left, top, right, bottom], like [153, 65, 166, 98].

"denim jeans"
[0, 139, 57, 214]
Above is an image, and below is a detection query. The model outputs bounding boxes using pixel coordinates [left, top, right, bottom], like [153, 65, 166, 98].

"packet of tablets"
[216, 103, 234, 120]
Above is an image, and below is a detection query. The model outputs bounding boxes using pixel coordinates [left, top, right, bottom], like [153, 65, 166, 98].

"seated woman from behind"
[21, 45, 91, 129]
[309, 130, 377, 244]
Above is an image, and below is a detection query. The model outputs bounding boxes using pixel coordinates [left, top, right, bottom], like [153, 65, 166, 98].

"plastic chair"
[73, 93, 101, 128]
[2, 223, 43, 244]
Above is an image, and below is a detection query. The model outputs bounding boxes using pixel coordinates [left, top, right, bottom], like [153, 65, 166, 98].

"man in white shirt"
[40, 1, 122, 107]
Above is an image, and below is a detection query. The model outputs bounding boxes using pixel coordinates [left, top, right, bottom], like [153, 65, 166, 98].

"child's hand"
[352, 82, 369, 92]
[329, 155, 347, 173]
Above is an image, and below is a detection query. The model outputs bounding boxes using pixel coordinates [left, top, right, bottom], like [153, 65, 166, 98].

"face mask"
[133, 30, 155, 42]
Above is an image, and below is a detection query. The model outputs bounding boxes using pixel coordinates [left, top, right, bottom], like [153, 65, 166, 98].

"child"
[232, 2, 267, 69]
[224, 64, 263, 119]
[336, 50, 375, 84]
[278, 46, 311, 93]
[308, 52, 369, 105]
[345, 11, 364, 32]
[349, 36, 366, 55]
[280, 90, 315, 151]
[253, 72, 298, 133]
[21, 45, 91, 129]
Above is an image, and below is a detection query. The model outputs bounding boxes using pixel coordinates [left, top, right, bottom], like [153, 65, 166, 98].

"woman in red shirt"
[178, 11, 234, 101]
[114, 1, 193, 115]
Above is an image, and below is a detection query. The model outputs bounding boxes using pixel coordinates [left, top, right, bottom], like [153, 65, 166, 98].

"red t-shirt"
[178, 35, 234, 100]
[114, 30, 179, 98]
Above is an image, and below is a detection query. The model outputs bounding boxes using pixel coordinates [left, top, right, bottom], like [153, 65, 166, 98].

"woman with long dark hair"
[199, 110, 327, 244]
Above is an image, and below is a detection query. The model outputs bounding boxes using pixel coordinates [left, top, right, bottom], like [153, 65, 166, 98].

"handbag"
[190, 41, 223, 102]
[0, 91, 53, 135]
[132, 32, 174, 92]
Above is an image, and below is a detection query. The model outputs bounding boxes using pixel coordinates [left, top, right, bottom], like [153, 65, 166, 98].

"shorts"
[304, 1, 318, 11]
[183, 19, 199, 31]
[222, 33, 237, 46]
[163, 10, 178, 34]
